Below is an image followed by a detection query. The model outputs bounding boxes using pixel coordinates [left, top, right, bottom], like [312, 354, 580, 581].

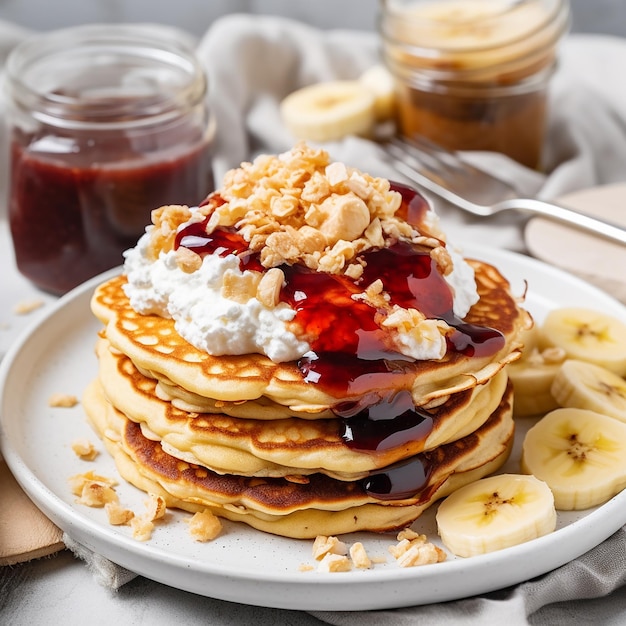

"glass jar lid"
[5, 23, 207, 129]
[380, 0, 570, 84]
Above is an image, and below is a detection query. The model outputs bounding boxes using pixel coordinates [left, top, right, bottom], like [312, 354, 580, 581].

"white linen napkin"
[6, 12, 626, 624]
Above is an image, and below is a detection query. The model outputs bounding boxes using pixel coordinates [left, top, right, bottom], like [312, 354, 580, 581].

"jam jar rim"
[4, 23, 207, 130]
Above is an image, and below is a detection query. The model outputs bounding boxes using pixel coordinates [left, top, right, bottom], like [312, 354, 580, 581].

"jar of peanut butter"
[5, 24, 215, 295]
[380, 0, 570, 169]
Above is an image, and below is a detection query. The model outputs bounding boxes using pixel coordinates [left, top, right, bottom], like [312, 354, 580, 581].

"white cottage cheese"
[123, 230, 310, 363]
[123, 228, 478, 364]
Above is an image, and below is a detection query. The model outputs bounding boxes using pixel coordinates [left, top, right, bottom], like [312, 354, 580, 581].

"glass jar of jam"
[5, 23, 215, 295]
[380, 0, 570, 169]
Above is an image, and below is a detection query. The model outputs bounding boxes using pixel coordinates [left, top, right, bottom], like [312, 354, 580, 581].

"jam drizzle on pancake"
[174, 184, 506, 500]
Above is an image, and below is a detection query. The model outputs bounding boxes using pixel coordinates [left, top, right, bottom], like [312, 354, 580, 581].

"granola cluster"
[70, 466, 222, 543]
[308, 529, 447, 573]
[145, 142, 449, 283]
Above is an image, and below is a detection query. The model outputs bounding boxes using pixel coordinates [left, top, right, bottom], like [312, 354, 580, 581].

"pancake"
[91, 257, 528, 411]
[83, 377, 515, 538]
[152, 376, 333, 420]
[82, 144, 530, 539]
[95, 335, 509, 479]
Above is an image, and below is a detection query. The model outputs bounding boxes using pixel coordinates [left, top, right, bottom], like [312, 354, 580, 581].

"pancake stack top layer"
[85, 142, 531, 538]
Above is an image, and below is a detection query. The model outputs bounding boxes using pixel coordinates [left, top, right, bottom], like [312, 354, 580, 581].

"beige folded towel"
[0, 459, 64, 565]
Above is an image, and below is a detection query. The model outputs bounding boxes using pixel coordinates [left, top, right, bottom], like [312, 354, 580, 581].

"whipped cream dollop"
[447, 244, 481, 319]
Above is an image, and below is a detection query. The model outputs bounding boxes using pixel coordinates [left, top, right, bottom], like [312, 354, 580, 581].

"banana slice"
[507, 323, 565, 417]
[358, 64, 396, 122]
[521, 407, 626, 510]
[509, 361, 560, 417]
[508, 345, 566, 417]
[551, 359, 626, 423]
[540, 307, 626, 377]
[280, 81, 376, 143]
[435, 474, 556, 557]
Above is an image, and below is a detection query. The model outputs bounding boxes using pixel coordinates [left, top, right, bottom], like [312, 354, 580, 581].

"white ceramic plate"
[2, 246, 626, 611]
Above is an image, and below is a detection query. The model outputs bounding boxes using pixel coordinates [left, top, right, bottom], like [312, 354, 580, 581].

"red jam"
[362, 455, 432, 501]
[338, 390, 433, 453]
[177, 183, 505, 500]
[176, 196, 263, 273]
[393, 180, 432, 229]
[9, 132, 213, 294]
[5, 24, 215, 295]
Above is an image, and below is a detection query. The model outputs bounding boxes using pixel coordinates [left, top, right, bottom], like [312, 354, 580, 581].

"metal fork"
[382, 136, 626, 246]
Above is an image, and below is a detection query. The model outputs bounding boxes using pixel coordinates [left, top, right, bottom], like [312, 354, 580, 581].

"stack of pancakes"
[83, 146, 529, 539]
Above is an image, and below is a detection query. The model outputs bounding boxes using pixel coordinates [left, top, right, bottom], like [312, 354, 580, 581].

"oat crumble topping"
[48, 393, 79, 408]
[144, 142, 449, 289]
[389, 529, 447, 567]
[13, 299, 44, 315]
[187, 509, 223, 542]
[71, 438, 98, 461]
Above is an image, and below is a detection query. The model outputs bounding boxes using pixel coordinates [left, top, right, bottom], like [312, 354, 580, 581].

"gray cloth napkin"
[22, 12, 626, 624]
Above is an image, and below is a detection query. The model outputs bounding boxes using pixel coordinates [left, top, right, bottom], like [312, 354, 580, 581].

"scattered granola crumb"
[76, 480, 119, 508]
[187, 509, 223, 542]
[48, 393, 79, 408]
[68, 471, 117, 496]
[299, 563, 315, 572]
[71, 438, 98, 461]
[396, 542, 447, 568]
[317, 552, 351, 573]
[389, 531, 447, 567]
[13, 299, 44, 315]
[105, 501, 135, 526]
[397, 528, 422, 542]
[130, 515, 155, 541]
[389, 538, 415, 559]
[312, 535, 347, 560]
[349, 542, 372, 570]
[306, 529, 447, 573]
[144, 494, 167, 521]
[370, 555, 388, 564]
[115, 495, 168, 541]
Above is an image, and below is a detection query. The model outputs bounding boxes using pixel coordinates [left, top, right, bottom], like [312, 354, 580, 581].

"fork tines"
[386, 136, 484, 184]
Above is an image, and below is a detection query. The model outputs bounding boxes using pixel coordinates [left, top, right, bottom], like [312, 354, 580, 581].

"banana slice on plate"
[358, 64, 396, 122]
[551, 359, 626, 422]
[521, 407, 626, 510]
[540, 307, 626, 377]
[509, 358, 562, 417]
[435, 474, 556, 557]
[280, 80, 376, 142]
[507, 323, 565, 417]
